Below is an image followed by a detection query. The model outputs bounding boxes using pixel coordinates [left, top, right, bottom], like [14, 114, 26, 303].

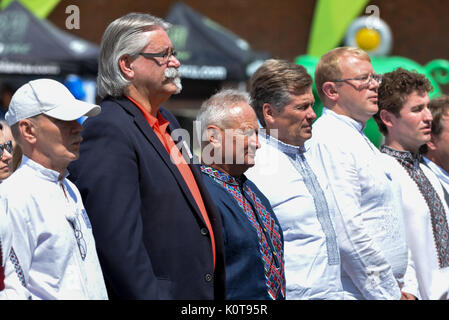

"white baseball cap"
[5, 79, 101, 126]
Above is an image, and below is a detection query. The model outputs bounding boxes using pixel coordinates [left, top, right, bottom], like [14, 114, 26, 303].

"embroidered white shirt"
[0, 205, 31, 300]
[385, 155, 449, 299]
[0, 156, 108, 300]
[305, 108, 417, 300]
[246, 133, 343, 299]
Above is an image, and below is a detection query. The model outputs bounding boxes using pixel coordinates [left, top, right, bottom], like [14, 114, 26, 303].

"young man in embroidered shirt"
[0, 79, 107, 299]
[197, 89, 285, 300]
[307, 47, 418, 299]
[245, 59, 343, 299]
[374, 68, 449, 300]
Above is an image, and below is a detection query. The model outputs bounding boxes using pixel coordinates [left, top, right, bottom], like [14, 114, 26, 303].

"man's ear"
[118, 54, 134, 80]
[379, 109, 395, 130]
[205, 125, 222, 146]
[322, 82, 339, 102]
[262, 103, 277, 128]
[18, 118, 38, 145]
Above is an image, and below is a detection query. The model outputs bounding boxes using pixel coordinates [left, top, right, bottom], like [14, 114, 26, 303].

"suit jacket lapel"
[116, 97, 207, 225]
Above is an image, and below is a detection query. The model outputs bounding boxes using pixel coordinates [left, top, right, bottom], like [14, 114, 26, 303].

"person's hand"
[401, 291, 417, 300]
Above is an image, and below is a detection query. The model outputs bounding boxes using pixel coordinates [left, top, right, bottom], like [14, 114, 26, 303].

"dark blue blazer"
[201, 172, 285, 300]
[68, 96, 225, 300]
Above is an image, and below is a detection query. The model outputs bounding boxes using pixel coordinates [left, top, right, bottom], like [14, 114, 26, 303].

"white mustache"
[164, 67, 182, 94]
[164, 67, 181, 79]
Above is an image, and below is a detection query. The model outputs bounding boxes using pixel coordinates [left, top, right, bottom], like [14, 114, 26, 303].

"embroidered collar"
[259, 131, 306, 156]
[380, 145, 422, 167]
[200, 165, 245, 186]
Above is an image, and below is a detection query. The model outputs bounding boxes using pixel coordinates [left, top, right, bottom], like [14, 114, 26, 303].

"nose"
[1, 148, 12, 162]
[248, 131, 260, 150]
[423, 106, 433, 122]
[168, 54, 181, 68]
[369, 77, 380, 90]
[307, 106, 317, 121]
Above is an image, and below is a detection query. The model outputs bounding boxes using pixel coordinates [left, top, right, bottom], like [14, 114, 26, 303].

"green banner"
[1, 0, 60, 18]
[308, 0, 368, 57]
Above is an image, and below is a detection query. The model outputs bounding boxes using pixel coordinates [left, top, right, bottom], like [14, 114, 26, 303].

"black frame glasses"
[332, 73, 382, 86]
[138, 48, 177, 62]
[0, 140, 12, 158]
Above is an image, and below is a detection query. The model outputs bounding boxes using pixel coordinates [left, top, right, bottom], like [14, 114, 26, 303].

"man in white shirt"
[421, 96, 449, 195]
[0, 79, 108, 300]
[245, 59, 343, 299]
[374, 68, 449, 300]
[307, 47, 418, 299]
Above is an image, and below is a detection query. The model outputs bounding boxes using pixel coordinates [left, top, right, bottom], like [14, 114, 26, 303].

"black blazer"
[68, 96, 225, 300]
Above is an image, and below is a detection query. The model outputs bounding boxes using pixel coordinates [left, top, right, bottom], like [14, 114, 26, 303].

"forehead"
[145, 27, 172, 50]
[226, 103, 257, 127]
[339, 54, 373, 76]
[402, 91, 430, 109]
[287, 89, 314, 104]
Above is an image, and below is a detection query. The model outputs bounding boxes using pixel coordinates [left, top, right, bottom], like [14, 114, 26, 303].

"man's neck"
[126, 86, 168, 117]
[209, 163, 245, 179]
[384, 138, 420, 156]
[326, 103, 368, 125]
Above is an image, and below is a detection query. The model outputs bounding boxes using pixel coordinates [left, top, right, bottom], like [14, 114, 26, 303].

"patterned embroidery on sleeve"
[9, 247, 26, 287]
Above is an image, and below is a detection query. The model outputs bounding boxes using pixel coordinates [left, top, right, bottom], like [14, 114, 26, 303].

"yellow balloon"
[355, 28, 381, 51]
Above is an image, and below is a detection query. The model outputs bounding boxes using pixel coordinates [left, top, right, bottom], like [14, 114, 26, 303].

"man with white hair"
[68, 13, 225, 299]
[197, 89, 285, 300]
[0, 79, 107, 299]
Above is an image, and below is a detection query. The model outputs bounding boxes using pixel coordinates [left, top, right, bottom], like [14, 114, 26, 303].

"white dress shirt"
[0, 156, 108, 300]
[246, 133, 344, 299]
[0, 205, 31, 300]
[384, 154, 449, 299]
[423, 157, 449, 196]
[305, 108, 417, 300]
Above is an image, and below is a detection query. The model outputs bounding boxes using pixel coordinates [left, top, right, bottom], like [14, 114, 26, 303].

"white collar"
[21, 155, 69, 182]
[259, 131, 307, 156]
[423, 157, 449, 185]
[322, 107, 366, 132]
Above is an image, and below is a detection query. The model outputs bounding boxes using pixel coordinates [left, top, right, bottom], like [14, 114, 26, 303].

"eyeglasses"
[332, 73, 382, 86]
[68, 215, 87, 260]
[0, 140, 12, 158]
[139, 48, 177, 63]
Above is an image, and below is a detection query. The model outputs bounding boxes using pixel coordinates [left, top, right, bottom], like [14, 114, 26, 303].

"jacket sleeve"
[69, 114, 160, 299]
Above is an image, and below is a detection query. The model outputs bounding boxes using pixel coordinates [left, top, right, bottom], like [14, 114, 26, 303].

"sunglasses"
[0, 140, 13, 158]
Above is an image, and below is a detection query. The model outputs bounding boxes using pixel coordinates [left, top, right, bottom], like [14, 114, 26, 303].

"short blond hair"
[315, 47, 371, 103]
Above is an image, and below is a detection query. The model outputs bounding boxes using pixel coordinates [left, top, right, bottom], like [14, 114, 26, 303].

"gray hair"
[248, 59, 312, 127]
[196, 89, 252, 137]
[97, 13, 171, 99]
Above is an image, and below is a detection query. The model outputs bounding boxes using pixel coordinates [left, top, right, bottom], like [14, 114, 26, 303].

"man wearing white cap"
[0, 78, 108, 300]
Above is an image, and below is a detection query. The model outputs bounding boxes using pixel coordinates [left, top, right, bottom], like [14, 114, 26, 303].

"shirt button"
[205, 273, 213, 282]
[200, 228, 208, 236]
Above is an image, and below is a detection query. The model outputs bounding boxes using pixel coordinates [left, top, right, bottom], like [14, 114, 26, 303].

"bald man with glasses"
[306, 47, 418, 300]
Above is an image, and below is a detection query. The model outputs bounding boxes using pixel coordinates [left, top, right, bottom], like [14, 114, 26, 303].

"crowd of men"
[0, 12, 449, 300]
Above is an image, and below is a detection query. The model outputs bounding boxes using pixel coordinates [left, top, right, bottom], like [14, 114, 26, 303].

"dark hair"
[248, 59, 312, 127]
[428, 95, 449, 136]
[374, 68, 433, 135]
